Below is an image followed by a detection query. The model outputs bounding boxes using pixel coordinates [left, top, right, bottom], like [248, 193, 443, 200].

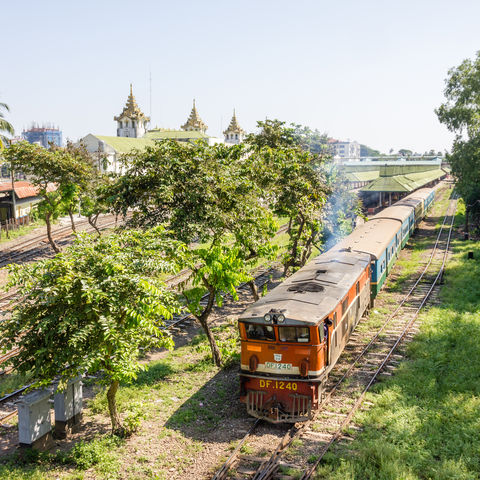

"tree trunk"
[88, 214, 101, 236]
[199, 317, 222, 367]
[248, 280, 259, 301]
[45, 212, 60, 253]
[107, 380, 124, 436]
[284, 215, 305, 276]
[68, 209, 76, 233]
[465, 206, 470, 235]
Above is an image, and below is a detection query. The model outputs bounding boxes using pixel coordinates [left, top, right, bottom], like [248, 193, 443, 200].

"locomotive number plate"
[259, 379, 298, 391]
[265, 362, 292, 370]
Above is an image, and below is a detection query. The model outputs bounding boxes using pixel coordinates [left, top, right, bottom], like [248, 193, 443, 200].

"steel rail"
[212, 419, 261, 480]
[299, 198, 457, 480]
[241, 195, 457, 480]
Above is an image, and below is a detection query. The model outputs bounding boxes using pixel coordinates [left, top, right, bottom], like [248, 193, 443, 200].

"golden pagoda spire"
[181, 99, 208, 133]
[114, 84, 150, 122]
[223, 108, 245, 136]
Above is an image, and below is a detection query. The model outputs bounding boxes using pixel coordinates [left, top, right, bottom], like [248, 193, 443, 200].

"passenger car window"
[245, 323, 275, 341]
[278, 326, 310, 343]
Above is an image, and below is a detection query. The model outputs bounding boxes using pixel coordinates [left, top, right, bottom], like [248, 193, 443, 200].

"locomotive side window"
[342, 299, 348, 315]
[356, 281, 360, 295]
[278, 326, 310, 343]
[333, 312, 337, 328]
[246, 323, 275, 341]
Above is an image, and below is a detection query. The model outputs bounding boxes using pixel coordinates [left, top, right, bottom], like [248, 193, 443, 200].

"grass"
[0, 219, 46, 245]
[385, 185, 453, 293]
[0, 321, 241, 479]
[0, 371, 34, 398]
[312, 199, 480, 479]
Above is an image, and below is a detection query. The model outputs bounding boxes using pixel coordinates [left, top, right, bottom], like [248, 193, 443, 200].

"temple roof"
[223, 109, 245, 135]
[181, 100, 208, 132]
[114, 84, 150, 122]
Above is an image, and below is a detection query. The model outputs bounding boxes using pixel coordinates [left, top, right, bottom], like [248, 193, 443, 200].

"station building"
[81, 86, 245, 174]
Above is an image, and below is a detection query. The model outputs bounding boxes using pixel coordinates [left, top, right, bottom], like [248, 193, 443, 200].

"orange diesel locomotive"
[238, 249, 371, 423]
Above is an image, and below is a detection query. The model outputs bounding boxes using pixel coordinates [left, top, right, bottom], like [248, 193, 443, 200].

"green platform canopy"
[345, 170, 380, 182]
[360, 169, 445, 192]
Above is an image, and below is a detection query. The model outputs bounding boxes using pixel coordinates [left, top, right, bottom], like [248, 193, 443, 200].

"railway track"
[0, 258, 282, 426]
[212, 194, 457, 480]
[0, 214, 125, 269]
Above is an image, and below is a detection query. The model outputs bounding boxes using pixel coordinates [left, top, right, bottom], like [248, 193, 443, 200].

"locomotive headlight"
[277, 314, 285, 323]
[264, 313, 272, 323]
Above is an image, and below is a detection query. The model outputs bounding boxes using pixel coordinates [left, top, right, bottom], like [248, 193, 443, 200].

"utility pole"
[10, 140, 16, 222]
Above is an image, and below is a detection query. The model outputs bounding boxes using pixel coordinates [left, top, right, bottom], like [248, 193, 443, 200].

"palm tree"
[0, 102, 14, 149]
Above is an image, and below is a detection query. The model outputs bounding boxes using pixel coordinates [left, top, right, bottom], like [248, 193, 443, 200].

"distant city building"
[329, 140, 360, 161]
[223, 109, 246, 144]
[22, 124, 62, 148]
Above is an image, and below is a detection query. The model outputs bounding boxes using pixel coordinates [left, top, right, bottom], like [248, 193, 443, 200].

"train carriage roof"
[372, 204, 414, 223]
[330, 218, 401, 260]
[239, 250, 370, 326]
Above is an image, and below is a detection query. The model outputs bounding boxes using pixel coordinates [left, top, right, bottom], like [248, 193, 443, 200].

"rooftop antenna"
[149, 69, 152, 121]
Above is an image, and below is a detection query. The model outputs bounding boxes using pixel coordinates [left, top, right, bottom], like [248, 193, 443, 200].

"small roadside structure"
[0, 180, 56, 225]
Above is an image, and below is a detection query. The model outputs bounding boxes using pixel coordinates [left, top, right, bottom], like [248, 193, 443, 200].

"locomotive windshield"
[246, 323, 275, 341]
[278, 326, 310, 343]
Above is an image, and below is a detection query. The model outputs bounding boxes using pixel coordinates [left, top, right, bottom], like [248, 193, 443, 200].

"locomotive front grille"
[246, 390, 312, 423]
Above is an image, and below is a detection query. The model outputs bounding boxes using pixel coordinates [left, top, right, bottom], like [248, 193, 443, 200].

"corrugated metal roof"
[94, 131, 212, 154]
[144, 130, 210, 140]
[331, 218, 400, 259]
[345, 171, 380, 182]
[360, 169, 445, 192]
[0, 181, 56, 199]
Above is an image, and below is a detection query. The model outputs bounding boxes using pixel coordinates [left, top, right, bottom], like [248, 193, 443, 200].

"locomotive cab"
[239, 316, 329, 423]
[238, 250, 372, 423]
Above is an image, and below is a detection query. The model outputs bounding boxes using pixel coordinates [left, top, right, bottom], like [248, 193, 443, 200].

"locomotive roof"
[331, 218, 400, 260]
[239, 250, 370, 326]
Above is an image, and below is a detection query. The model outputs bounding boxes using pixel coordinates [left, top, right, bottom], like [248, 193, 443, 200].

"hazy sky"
[2, 0, 480, 153]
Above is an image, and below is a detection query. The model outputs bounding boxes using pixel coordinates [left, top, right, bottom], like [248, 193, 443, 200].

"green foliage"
[314, 221, 480, 479]
[437, 51, 480, 228]
[3, 141, 97, 250]
[249, 143, 330, 273]
[112, 139, 277, 366]
[0, 101, 14, 148]
[0, 227, 184, 431]
[321, 164, 362, 249]
[59, 436, 123, 470]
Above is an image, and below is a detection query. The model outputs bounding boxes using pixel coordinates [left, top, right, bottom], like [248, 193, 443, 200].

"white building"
[331, 140, 360, 161]
[114, 84, 150, 138]
[81, 88, 229, 174]
[223, 109, 246, 144]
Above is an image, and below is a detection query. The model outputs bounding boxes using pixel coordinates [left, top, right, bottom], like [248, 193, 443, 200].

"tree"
[0, 228, 183, 435]
[360, 144, 381, 157]
[398, 149, 413, 156]
[52, 142, 97, 232]
[3, 142, 95, 252]
[436, 51, 480, 230]
[246, 119, 299, 149]
[246, 120, 331, 274]
[111, 140, 277, 366]
[0, 102, 14, 149]
[80, 174, 113, 236]
[321, 164, 363, 249]
[251, 146, 330, 274]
